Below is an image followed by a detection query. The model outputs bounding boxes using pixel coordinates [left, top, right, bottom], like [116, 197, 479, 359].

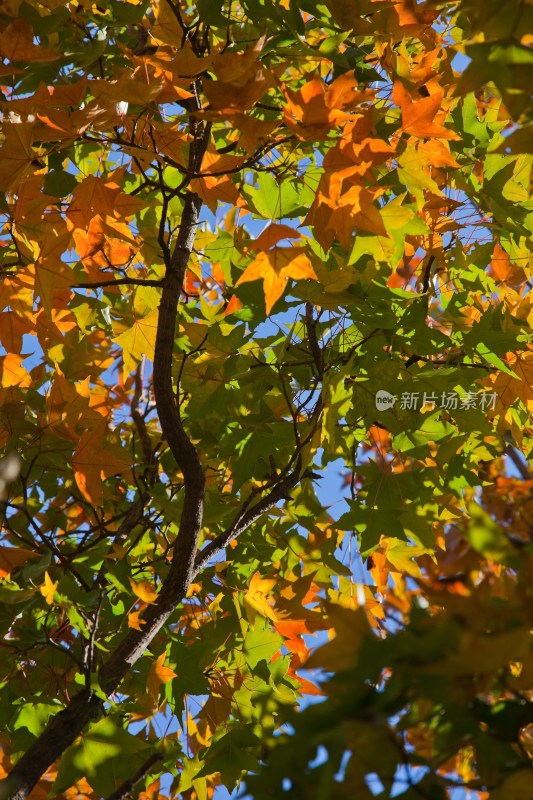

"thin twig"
[74, 278, 163, 289]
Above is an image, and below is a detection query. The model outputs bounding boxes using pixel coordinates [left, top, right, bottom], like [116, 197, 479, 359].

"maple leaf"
[305, 604, 371, 671]
[45, 369, 102, 440]
[189, 149, 246, 213]
[229, 115, 280, 155]
[0, 311, 33, 354]
[306, 184, 388, 250]
[393, 81, 460, 140]
[34, 226, 74, 312]
[0, 354, 31, 388]
[40, 572, 58, 605]
[244, 572, 279, 623]
[283, 71, 370, 140]
[491, 350, 533, 412]
[72, 421, 131, 504]
[113, 308, 159, 377]
[147, 652, 177, 703]
[1, 4, 531, 798]
[0, 19, 60, 63]
[0, 122, 41, 192]
[251, 224, 304, 251]
[382, 538, 428, 577]
[224, 294, 244, 316]
[68, 173, 146, 229]
[150, 0, 194, 46]
[0, 546, 39, 579]
[129, 578, 158, 605]
[203, 67, 277, 115]
[274, 619, 311, 666]
[236, 248, 318, 314]
[391, 0, 439, 28]
[127, 610, 146, 631]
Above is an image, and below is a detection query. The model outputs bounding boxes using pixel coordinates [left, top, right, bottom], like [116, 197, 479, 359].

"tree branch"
[105, 753, 163, 800]
[305, 302, 324, 378]
[421, 254, 435, 293]
[193, 460, 302, 575]
[0, 168, 207, 800]
[504, 443, 532, 482]
[0, 68, 316, 800]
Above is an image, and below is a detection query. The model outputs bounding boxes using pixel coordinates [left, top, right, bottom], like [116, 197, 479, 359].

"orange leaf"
[68, 174, 146, 228]
[230, 115, 280, 155]
[251, 224, 303, 251]
[45, 369, 101, 438]
[0, 312, 33, 354]
[224, 294, 244, 316]
[491, 351, 533, 412]
[236, 247, 317, 314]
[0, 122, 39, 192]
[0, 20, 60, 63]
[34, 234, 74, 313]
[203, 67, 276, 115]
[306, 604, 371, 671]
[393, 81, 460, 140]
[292, 672, 324, 696]
[0, 546, 39, 579]
[283, 71, 368, 140]
[394, 0, 439, 27]
[147, 652, 177, 702]
[128, 610, 146, 631]
[341, 185, 389, 236]
[72, 421, 131, 503]
[188, 149, 246, 213]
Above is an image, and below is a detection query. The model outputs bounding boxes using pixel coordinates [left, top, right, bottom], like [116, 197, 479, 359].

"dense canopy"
[0, 1, 532, 799]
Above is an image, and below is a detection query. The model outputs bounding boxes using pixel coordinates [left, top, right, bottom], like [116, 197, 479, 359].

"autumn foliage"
[0, 1, 532, 799]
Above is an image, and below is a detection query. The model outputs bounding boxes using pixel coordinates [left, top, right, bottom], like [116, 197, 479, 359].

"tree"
[0, 0, 531, 798]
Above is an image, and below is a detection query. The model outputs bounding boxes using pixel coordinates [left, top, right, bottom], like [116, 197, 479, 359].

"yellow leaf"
[244, 571, 279, 623]
[384, 538, 428, 578]
[129, 578, 158, 605]
[0, 354, 31, 389]
[40, 571, 58, 605]
[397, 144, 443, 208]
[114, 308, 159, 377]
[236, 248, 317, 314]
[150, 0, 190, 47]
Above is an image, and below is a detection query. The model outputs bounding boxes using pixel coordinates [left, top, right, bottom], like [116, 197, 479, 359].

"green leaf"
[12, 703, 62, 738]
[242, 173, 305, 219]
[465, 502, 517, 564]
[52, 718, 151, 796]
[243, 626, 283, 669]
[197, 0, 229, 25]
